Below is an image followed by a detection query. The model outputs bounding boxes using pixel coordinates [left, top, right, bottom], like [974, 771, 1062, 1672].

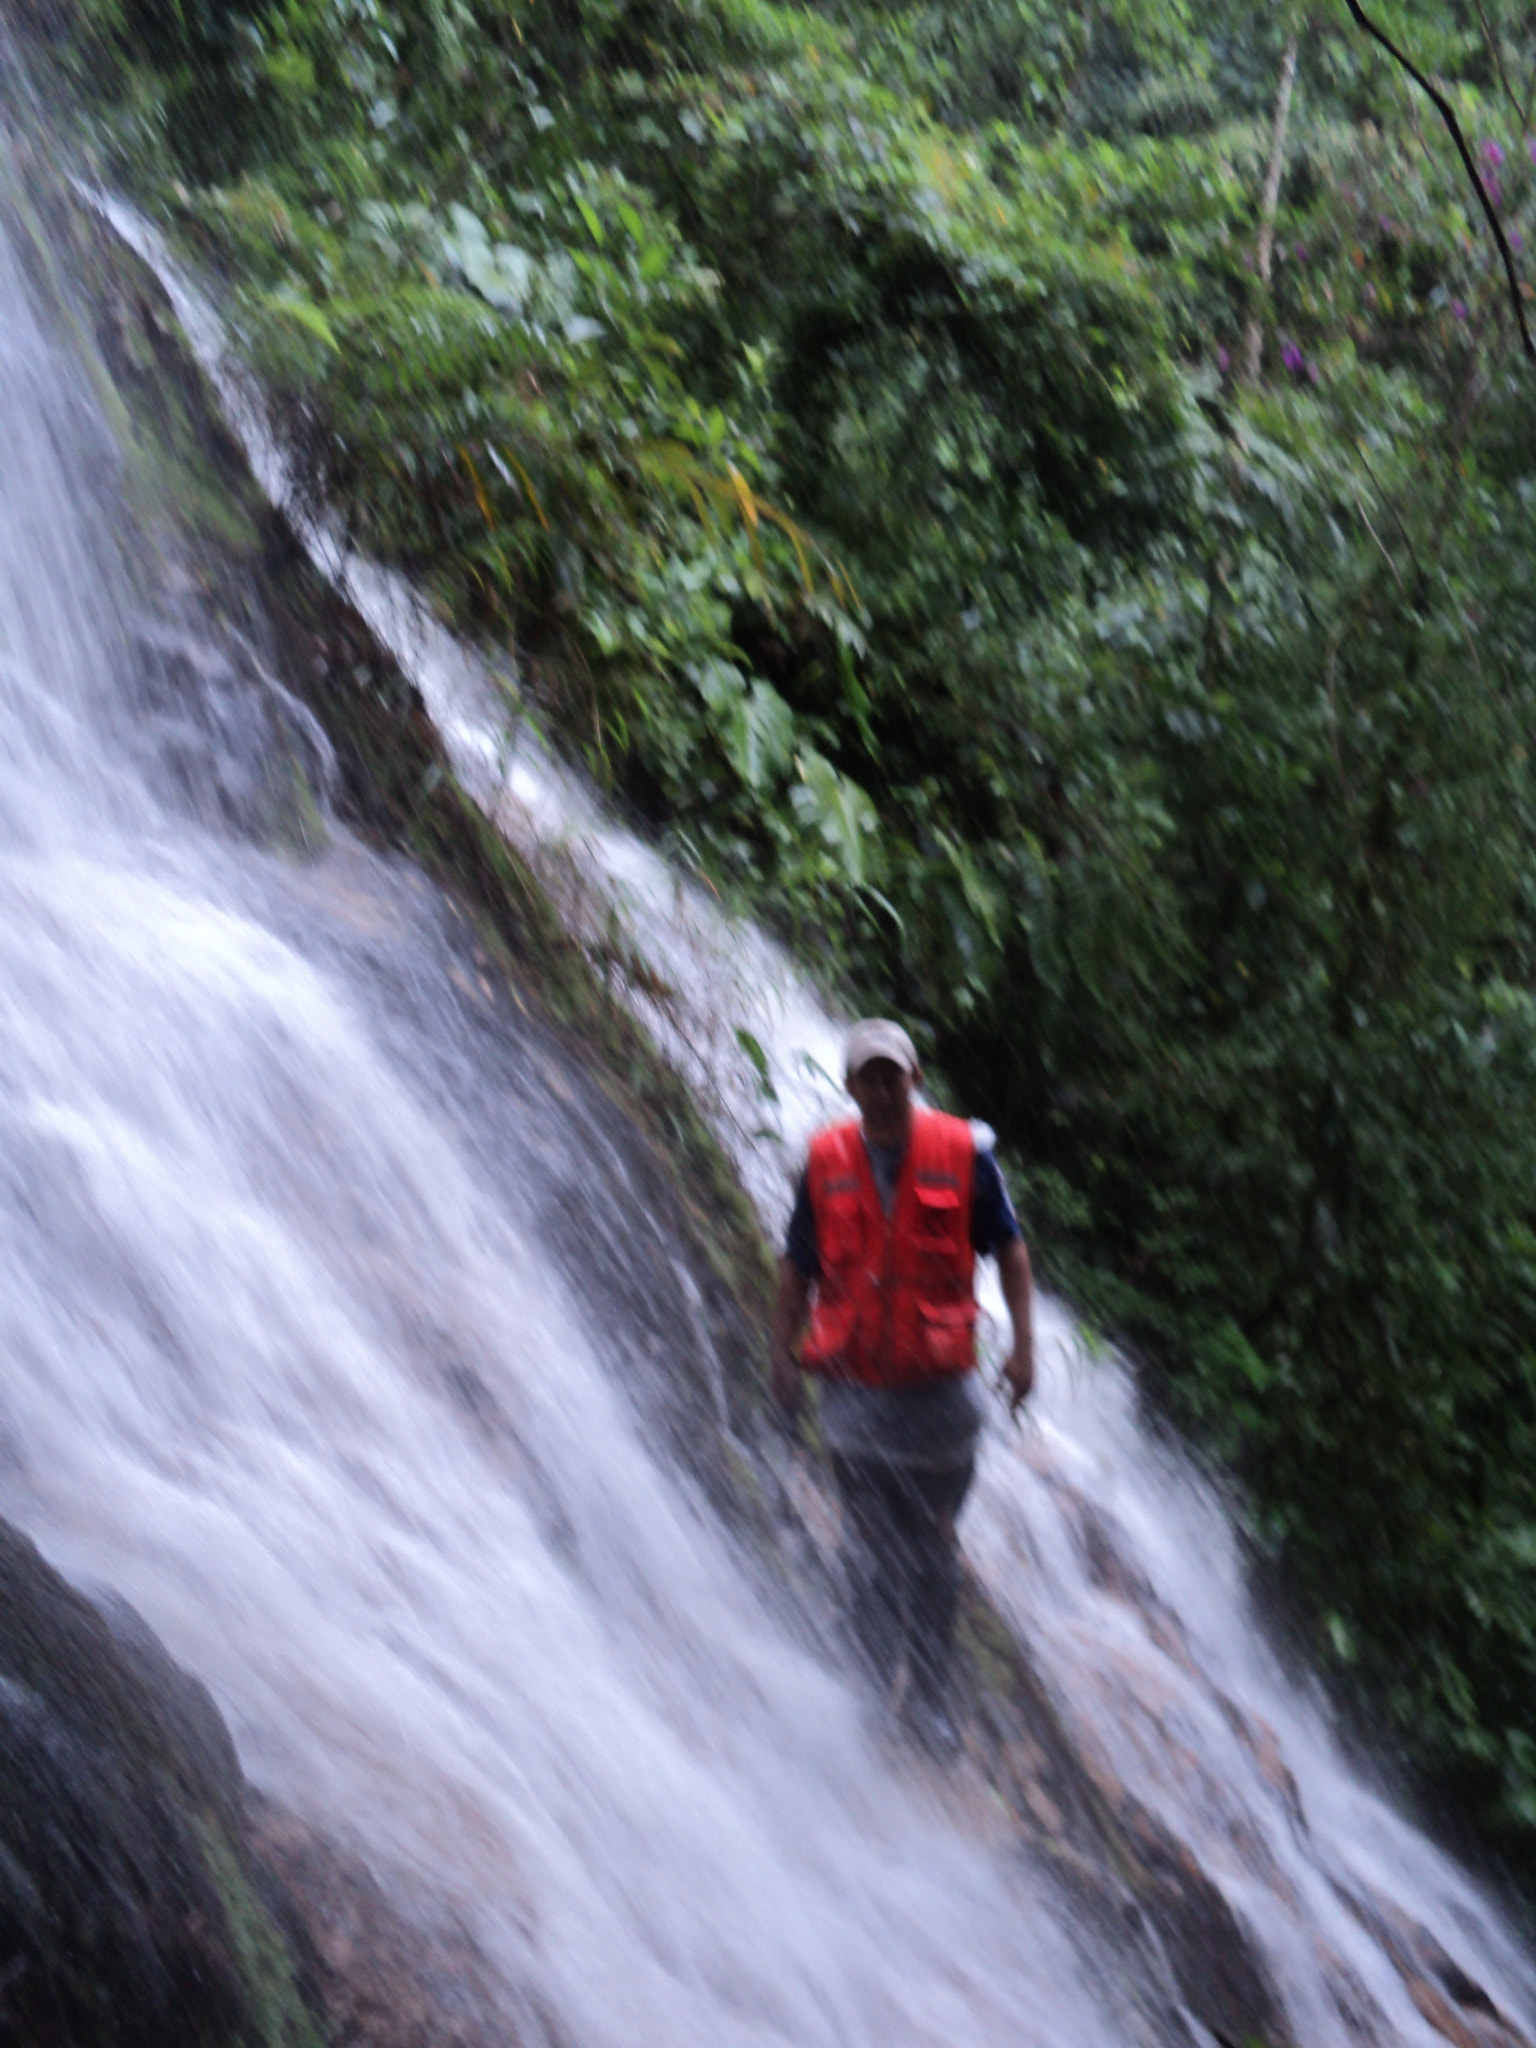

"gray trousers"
[830, 1453, 975, 1708]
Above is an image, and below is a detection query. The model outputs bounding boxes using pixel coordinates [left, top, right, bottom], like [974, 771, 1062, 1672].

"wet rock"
[957, 1575, 1297, 2048]
[0, 1515, 321, 2048]
[247, 1802, 559, 2048]
[125, 614, 338, 845]
[0, 1516, 549, 2048]
[1335, 1881, 1534, 2048]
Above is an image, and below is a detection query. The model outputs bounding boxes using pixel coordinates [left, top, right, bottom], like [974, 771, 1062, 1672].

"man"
[771, 1018, 1034, 1757]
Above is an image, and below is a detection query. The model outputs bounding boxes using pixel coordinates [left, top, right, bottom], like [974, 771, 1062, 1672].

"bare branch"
[1472, 0, 1522, 123]
[1341, 0, 1535, 361]
[1241, 29, 1301, 382]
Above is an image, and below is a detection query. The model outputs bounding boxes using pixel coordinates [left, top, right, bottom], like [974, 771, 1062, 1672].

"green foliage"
[46, 0, 1536, 1880]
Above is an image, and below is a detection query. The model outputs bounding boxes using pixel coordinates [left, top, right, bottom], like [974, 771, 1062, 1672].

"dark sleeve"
[784, 1171, 821, 1280]
[971, 1148, 1023, 1258]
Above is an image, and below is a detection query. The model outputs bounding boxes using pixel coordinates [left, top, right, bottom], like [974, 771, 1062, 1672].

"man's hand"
[770, 1257, 812, 1427]
[996, 1237, 1035, 1418]
[770, 1349, 804, 1422]
[1001, 1344, 1034, 1415]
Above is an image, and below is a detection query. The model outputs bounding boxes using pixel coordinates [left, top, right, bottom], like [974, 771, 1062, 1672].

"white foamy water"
[20, 168, 1535, 2047]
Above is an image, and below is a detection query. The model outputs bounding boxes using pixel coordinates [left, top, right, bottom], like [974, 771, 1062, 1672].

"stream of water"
[2, 108, 1535, 2047]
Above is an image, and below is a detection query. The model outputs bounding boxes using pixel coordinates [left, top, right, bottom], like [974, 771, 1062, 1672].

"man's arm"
[770, 1257, 812, 1418]
[996, 1236, 1035, 1414]
[971, 1144, 1035, 1413]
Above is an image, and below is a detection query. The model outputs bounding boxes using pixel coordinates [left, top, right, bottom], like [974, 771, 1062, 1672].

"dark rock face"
[0, 1518, 545, 2048]
[0, 1517, 319, 2048]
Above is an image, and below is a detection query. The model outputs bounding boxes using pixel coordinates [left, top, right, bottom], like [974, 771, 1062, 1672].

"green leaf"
[259, 291, 339, 351]
[1325, 1615, 1356, 1665]
[689, 657, 746, 714]
[721, 681, 795, 790]
[792, 750, 881, 885]
[735, 1027, 778, 1101]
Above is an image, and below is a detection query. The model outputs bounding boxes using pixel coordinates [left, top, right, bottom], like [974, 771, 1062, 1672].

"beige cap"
[844, 1018, 919, 1080]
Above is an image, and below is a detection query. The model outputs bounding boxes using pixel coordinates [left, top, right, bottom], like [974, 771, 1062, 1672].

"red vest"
[799, 1109, 977, 1387]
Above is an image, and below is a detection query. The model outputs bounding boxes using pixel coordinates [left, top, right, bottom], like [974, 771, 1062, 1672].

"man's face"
[847, 1056, 918, 1141]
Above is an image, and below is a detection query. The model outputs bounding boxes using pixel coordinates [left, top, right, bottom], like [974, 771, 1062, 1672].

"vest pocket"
[913, 1183, 962, 1251]
[918, 1297, 977, 1370]
[803, 1291, 858, 1367]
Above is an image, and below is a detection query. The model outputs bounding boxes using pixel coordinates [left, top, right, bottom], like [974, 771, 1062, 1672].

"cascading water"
[0, 123, 1142, 2048]
[4, 91, 1536, 2046]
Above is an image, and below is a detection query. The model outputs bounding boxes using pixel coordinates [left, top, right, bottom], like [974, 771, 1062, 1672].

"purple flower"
[1529, 137, 1536, 166]
[1483, 138, 1506, 168]
[1280, 339, 1304, 373]
[1216, 343, 1230, 373]
[1483, 173, 1504, 208]
[1453, 299, 1469, 321]
[1292, 241, 1308, 264]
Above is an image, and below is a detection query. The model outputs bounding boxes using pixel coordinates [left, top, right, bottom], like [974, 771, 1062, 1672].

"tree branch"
[1472, 0, 1521, 125]
[1341, 0, 1535, 361]
[1242, 28, 1301, 383]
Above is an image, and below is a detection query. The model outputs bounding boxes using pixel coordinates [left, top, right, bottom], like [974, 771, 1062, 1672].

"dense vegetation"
[37, 0, 1536, 1871]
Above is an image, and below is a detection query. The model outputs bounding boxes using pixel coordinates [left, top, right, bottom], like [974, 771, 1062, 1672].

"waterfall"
[0, 136, 1133, 2048]
[1, 112, 1534, 2045]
